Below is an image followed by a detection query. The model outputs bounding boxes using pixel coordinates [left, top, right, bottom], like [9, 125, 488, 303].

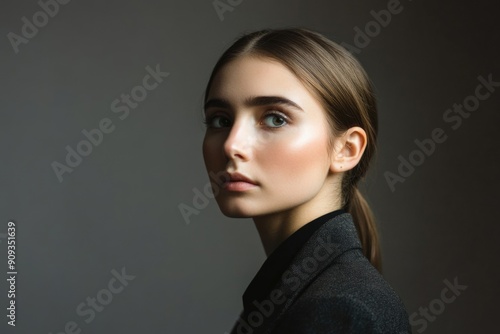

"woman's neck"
[252, 201, 342, 257]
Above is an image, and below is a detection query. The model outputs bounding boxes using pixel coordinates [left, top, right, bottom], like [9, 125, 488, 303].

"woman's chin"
[216, 200, 258, 218]
[218, 206, 254, 218]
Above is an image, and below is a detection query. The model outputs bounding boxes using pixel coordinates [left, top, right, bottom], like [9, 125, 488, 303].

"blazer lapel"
[230, 212, 363, 334]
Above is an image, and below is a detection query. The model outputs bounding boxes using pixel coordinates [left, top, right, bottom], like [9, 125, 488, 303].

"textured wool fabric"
[230, 212, 411, 334]
[242, 207, 347, 311]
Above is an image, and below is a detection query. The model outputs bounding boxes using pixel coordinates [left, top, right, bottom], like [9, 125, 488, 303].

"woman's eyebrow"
[204, 95, 304, 113]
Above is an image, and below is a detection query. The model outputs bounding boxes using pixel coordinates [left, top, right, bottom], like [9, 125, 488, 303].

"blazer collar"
[231, 212, 363, 334]
[242, 208, 346, 311]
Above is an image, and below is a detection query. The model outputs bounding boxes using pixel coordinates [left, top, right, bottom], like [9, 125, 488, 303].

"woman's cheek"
[258, 128, 330, 192]
[203, 135, 225, 165]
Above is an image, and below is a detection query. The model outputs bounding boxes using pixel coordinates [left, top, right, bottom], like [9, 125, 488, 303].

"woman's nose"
[223, 119, 255, 162]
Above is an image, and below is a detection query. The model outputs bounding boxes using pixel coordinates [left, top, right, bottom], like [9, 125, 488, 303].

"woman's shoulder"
[275, 249, 411, 333]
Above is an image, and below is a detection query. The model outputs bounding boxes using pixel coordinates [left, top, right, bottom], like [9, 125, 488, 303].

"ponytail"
[346, 186, 382, 272]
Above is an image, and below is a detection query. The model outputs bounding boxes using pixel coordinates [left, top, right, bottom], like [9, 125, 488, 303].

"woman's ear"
[330, 127, 367, 173]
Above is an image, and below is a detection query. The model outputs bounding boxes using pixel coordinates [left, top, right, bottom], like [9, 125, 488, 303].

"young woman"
[202, 28, 411, 334]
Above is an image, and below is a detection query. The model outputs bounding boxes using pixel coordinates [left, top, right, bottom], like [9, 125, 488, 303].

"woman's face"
[202, 55, 337, 218]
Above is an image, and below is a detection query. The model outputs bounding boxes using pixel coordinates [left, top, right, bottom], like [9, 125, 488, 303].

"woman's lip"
[223, 181, 258, 191]
[223, 172, 258, 185]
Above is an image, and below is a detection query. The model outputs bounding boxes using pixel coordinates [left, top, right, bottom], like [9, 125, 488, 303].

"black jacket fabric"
[230, 212, 411, 334]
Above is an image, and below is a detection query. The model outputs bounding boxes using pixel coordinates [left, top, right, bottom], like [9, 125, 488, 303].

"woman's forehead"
[207, 56, 312, 102]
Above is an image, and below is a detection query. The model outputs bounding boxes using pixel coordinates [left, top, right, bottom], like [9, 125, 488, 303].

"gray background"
[1, 0, 499, 333]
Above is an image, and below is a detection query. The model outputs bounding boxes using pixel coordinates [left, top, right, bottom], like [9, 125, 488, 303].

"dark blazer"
[230, 212, 411, 334]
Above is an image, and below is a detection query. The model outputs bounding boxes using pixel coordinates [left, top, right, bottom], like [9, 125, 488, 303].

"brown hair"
[203, 28, 381, 271]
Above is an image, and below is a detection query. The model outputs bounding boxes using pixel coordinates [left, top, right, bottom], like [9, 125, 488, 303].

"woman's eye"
[204, 115, 231, 128]
[263, 112, 288, 128]
[204, 112, 289, 129]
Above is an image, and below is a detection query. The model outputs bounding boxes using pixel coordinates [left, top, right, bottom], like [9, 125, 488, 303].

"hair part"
[204, 28, 382, 271]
